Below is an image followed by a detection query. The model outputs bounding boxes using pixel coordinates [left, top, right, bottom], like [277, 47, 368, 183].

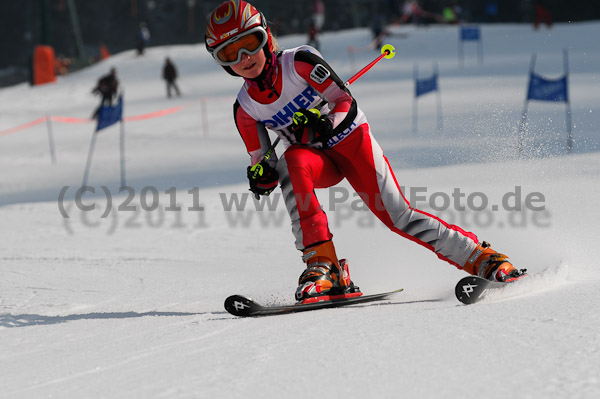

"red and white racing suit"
[234, 46, 478, 269]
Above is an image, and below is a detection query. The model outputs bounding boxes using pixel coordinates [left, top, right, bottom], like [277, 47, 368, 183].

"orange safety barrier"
[123, 105, 186, 122]
[100, 44, 111, 60]
[0, 97, 233, 137]
[33, 45, 57, 86]
[0, 117, 47, 137]
[50, 116, 92, 124]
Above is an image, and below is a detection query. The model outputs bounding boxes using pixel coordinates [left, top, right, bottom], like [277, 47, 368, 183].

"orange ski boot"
[463, 241, 526, 282]
[295, 240, 360, 302]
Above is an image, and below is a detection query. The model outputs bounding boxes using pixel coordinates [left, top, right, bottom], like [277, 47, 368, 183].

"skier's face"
[230, 50, 266, 79]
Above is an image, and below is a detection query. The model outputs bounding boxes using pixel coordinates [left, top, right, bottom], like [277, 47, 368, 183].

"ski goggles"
[211, 27, 268, 66]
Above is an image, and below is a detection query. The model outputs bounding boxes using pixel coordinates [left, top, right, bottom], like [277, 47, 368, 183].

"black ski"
[224, 289, 403, 317]
[455, 275, 526, 304]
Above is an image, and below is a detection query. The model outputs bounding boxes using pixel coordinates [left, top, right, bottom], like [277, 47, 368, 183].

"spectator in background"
[162, 57, 181, 98]
[400, 0, 432, 25]
[307, 20, 320, 51]
[370, 13, 387, 50]
[311, 0, 325, 32]
[307, 0, 325, 51]
[91, 67, 119, 118]
[442, 1, 462, 24]
[136, 22, 151, 55]
[54, 55, 72, 76]
[534, 0, 553, 30]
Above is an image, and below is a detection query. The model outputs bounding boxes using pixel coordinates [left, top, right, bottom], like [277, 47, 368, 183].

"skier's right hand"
[247, 160, 279, 199]
[291, 108, 333, 145]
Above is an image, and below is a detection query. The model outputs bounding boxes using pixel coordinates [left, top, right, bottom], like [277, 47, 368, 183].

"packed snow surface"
[1, 22, 599, 398]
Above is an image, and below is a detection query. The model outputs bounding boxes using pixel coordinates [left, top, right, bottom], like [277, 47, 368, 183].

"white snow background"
[1, 22, 600, 398]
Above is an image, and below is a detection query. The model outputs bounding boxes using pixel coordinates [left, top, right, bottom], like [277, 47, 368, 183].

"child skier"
[205, 0, 525, 302]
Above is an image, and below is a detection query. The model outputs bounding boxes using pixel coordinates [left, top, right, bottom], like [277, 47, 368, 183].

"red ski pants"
[277, 124, 478, 268]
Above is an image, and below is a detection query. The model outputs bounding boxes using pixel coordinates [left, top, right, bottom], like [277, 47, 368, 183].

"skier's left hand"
[292, 108, 333, 145]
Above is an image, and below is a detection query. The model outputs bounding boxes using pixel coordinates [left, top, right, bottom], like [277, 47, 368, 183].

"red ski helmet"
[205, 0, 275, 75]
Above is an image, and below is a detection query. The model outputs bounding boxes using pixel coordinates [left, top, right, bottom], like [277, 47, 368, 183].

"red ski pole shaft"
[296, 44, 396, 126]
[345, 45, 395, 87]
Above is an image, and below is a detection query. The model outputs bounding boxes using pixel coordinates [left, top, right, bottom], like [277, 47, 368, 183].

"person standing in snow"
[311, 0, 325, 33]
[533, 0, 553, 30]
[370, 13, 387, 50]
[204, 0, 525, 302]
[307, 0, 324, 51]
[307, 20, 320, 51]
[136, 22, 151, 55]
[442, 1, 462, 24]
[162, 57, 181, 98]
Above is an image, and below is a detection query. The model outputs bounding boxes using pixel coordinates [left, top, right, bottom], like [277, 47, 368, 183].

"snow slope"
[1, 22, 600, 398]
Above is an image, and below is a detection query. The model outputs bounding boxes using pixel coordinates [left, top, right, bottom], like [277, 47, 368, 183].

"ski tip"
[381, 44, 396, 59]
[455, 276, 498, 305]
[224, 295, 258, 317]
[384, 288, 404, 296]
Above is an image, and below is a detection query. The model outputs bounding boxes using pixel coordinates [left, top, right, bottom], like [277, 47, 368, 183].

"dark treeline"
[1, 0, 599, 84]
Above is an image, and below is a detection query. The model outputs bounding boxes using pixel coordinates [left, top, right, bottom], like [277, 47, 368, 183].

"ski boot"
[463, 241, 526, 282]
[295, 240, 361, 303]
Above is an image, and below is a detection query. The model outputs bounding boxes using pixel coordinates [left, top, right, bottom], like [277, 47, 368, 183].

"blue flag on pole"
[96, 95, 123, 131]
[460, 26, 480, 41]
[527, 73, 568, 102]
[416, 74, 438, 97]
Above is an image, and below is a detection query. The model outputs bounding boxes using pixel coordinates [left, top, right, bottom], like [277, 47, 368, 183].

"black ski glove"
[247, 160, 279, 199]
[292, 108, 333, 146]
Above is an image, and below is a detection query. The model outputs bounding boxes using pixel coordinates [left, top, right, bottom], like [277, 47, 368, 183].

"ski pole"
[345, 43, 395, 87]
[291, 43, 396, 127]
[251, 44, 396, 175]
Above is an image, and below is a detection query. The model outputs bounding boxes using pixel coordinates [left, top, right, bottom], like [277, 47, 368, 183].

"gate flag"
[518, 50, 573, 152]
[416, 74, 438, 97]
[527, 73, 568, 102]
[84, 94, 127, 187]
[460, 26, 480, 41]
[458, 25, 483, 66]
[413, 63, 443, 134]
[96, 95, 123, 131]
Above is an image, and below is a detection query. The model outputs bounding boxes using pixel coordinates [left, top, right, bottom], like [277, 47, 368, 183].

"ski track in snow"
[1, 23, 600, 398]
